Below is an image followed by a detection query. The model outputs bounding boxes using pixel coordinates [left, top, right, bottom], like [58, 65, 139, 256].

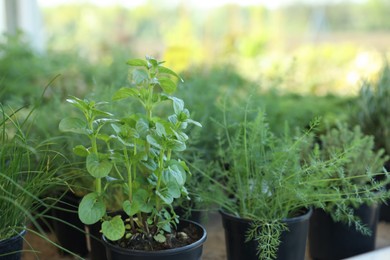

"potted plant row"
[194, 102, 390, 260]
[59, 56, 207, 260]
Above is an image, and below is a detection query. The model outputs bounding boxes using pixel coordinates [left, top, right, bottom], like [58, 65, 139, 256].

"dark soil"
[21, 212, 390, 260]
[112, 222, 201, 251]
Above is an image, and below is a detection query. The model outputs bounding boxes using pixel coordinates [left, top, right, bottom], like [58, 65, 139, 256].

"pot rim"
[219, 207, 313, 224]
[0, 229, 26, 246]
[102, 219, 207, 256]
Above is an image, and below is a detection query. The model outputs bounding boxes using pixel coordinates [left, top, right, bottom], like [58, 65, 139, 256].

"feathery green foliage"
[195, 101, 390, 260]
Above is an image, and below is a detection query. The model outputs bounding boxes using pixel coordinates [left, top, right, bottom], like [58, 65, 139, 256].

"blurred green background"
[1, 0, 390, 159]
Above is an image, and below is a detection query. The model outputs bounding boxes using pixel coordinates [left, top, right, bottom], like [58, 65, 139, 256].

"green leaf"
[186, 118, 202, 127]
[155, 122, 166, 137]
[146, 135, 162, 149]
[163, 165, 185, 186]
[112, 88, 140, 101]
[136, 118, 149, 137]
[86, 153, 112, 178]
[134, 189, 153, 213]
[131, 68, 149, 85]
[78, 192, 106, 225]
[59, 117, 89, 135]
[123, 200, 140, 216]
[167, 139, 186, 151]
[156, 190, 173, 204]
[102, 216, 125, 241]
[166, 181, 181, 198]
[159, 78, 177, 94]
[158, 66, 183, 82]
[73, 145, 89, 157]
[127, 58, 148, 68]
[66, 96, 89, 111]
[96, 133, 111, 142]
[154, 233, 166, 243]
[170, 97, 184, 114]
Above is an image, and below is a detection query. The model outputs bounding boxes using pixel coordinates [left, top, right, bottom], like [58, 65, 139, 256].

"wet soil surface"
[22, 213, 390, 260]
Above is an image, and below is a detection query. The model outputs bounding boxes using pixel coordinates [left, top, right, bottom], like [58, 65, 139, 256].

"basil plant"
[59, 57, 201, 243]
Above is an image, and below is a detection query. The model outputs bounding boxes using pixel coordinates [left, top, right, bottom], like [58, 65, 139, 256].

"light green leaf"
[112, 88, 140, 101]
[123, 200, 139, 216]
[86, 153, 112, 178]
[146, 135, 162, 149]
[102, 216, 125, 241]
[163, 165, 185, 186]
[170, 97, 184, 114]
[131, 68, 149, 85]
[136, 118, 149, 137]
[159, 78, 177, 94]
[154, 233, 166, 243]
[155, 122, 166, 137]
[59, 117, 89, 135]
[127, 58, 148, 68]
[158, 66, 183, 82]
[166, 181, 181, 199]
[73, 145, 89, 157]
[187, 118, 202, 127]
[78, 192, 106, 225]
[167, 139, 186, 151]
[156, 190, 173, 204]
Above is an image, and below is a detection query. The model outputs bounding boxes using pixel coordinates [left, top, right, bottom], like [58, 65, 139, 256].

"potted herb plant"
[59, 56, 207, 260]
[194, 102, 390, 260]
[308, 124, 389, 259]
[354, 62, 390, 221]
[0, 105, 66, 259]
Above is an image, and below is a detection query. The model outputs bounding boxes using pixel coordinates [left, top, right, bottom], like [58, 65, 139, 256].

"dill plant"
[196, 102, 390, 260]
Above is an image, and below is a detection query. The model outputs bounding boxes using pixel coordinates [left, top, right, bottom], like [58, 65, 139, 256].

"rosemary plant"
[195, 103, 390, 260]
[355, 62, 390, 158]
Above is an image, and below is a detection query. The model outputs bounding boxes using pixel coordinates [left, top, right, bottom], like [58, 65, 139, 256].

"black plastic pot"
[102, 219, 207, 260]
[379, 162, 390, 222]
[174, 206, 202, 223]
[51, 191, 88, 257]
[309, 204, 380, 260]
[88, 222, 107, 260]
[0, 230, 26, 260]
[221, 209, 312, 260]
